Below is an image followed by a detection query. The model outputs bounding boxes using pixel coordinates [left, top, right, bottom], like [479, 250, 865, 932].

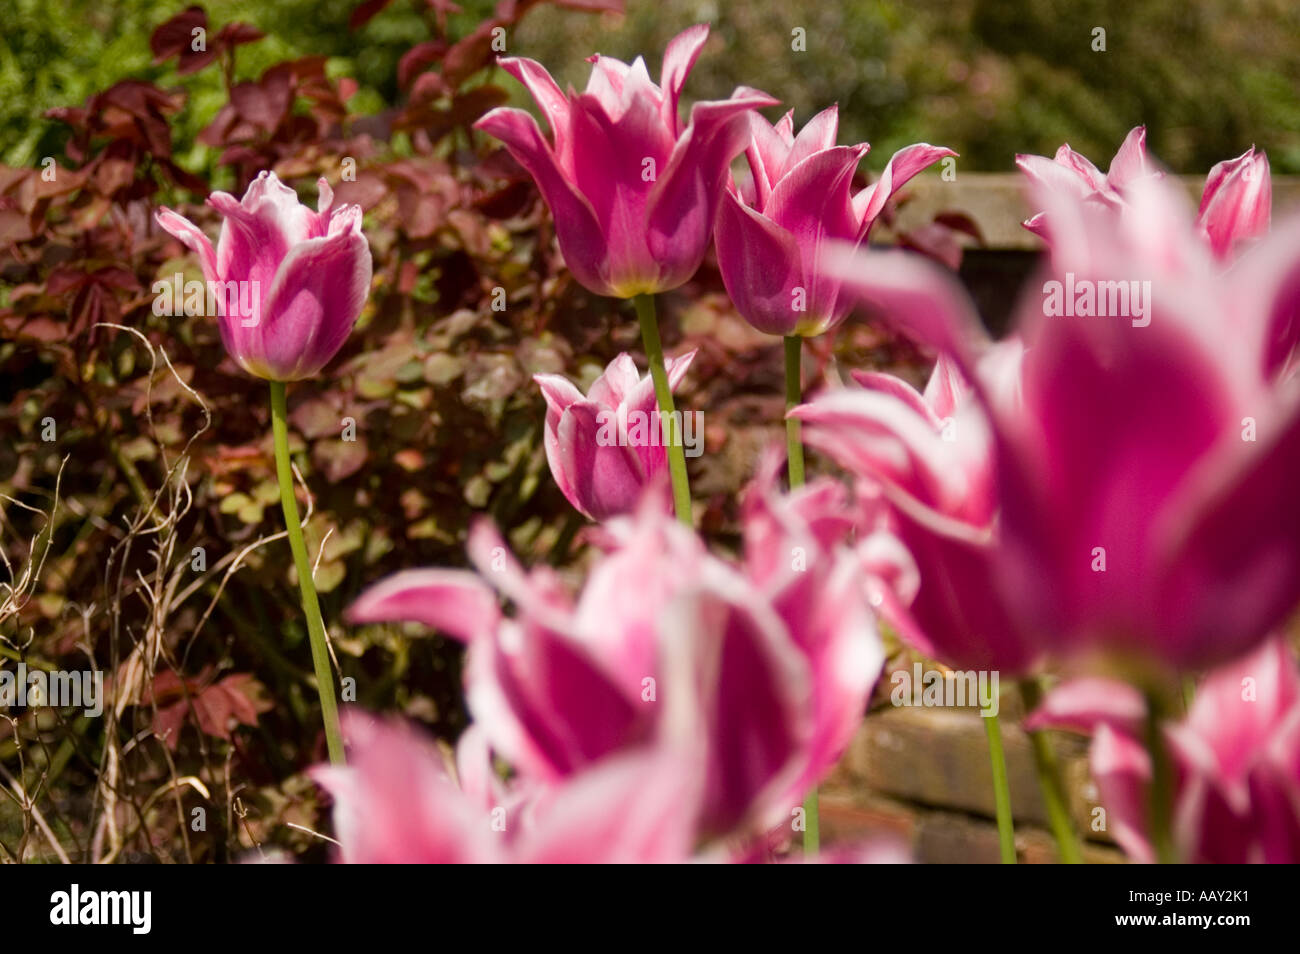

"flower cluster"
[145, 21, 1299, 864]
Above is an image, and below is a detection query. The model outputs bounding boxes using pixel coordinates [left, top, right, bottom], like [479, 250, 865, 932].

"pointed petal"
[346, 568, 500, 642]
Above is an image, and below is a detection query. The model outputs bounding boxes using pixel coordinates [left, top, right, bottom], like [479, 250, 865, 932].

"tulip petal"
[253, 207, 371, 379]
[854, 144, 958, 235]
[475, 106, 611, 295]
[659, 23, 709, 132]
[646, 88, 779, 291]
[714, 190, 804, 335]
[155, 208, 218, 283]
[346, 568, 500, 642]
[311, 714, 500, 863]
[516, 748, 699, 863]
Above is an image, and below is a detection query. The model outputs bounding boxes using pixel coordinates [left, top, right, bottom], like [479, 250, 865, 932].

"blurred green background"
[3, 0, 1299, 174]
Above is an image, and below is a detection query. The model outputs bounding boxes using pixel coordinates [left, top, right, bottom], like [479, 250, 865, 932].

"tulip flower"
[534, 350, 695, 520]
[715, 106, 955, 338]
[1026, 638, 1300, 863]
[1197, 146, 1272, 260]
[818, 173, 1300, 676]
[475, 25, 776, 300]
[1018, 126, 1273, 262]
[312, 713, 699, 863]
[1015, 126, 1159, 239]
[791, 344, 1038, 863]
[477, 26, 775, 527]
[155, 171, 371, 382]
[349, 491, 887, 846]
[791, 344, 1040, 675]
[157, 172, 373, 765]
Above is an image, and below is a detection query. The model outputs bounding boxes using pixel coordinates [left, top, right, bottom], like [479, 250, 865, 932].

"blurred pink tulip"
[533, 350, 695, 520]
[349, 487, 887, 844]
[791, 342, 1043, 673]
[312, 713, 698, 863]
[1198, 147, 1272, 260]
[815, 170, 1300, 672]
[1026, 638, 1300, 863]
[475, 25, 776, 298]
[740, 453, 886, 806]
[1015, 126, 1159, 239]
[155, 172, 371, 381]
[715, 105, 954, 336]
[1018, 126, 1273, 262]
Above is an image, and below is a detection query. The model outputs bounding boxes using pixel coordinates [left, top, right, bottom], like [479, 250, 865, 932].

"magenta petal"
[516, 748, 699, 863]
[311, 714, 499, 863]
[659, 23, 709, 131]
[714, 190, 805, 335]
[155, 208, 218, 283]
[497, 57, 572, 158]
[557, 402, 645, 520]
[346, 568, 500, 642]
[1197, 147, 1272, 260]
[475, 106, 611, 295]
[1107, 126, 1153, 191]
[466, 618, 645, 780]
[1184, 638, 1300, 779]
[1090, 722, 1155, 863]
[659, 567, 811, 836]
[645, 88, 779, 291]
[854, 143, 957, 234]
[1022, 678, 1145, 737]
[1149, 399, 1300, 668]
[783, 105, 843, 178]
[251, 211, 371, 379]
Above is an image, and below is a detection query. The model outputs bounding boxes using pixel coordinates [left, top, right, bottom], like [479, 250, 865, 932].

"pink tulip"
[739, 453, 886, 806]
[312, 713, 699, 863]
[1018, 126, 1273, 262]
[1198, 147, 1272, 260]
[475, 25, 776, 298]
[1015, 126, 1159, 239]
[815, 170, 1300, 672]
[155, 172, 372, 381]
[1026, 638, 1300, 863]
[791, 342, 1042, 673]
[349, 490, 887, 843]
[714, 105, 954, 336]
[533, 350, 695, 520]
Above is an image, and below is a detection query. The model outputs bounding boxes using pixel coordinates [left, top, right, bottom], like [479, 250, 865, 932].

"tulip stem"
[783, 336, 806, 489]
[983, 711, 1017, 863]
[1019, 679, 1084, 863]
[634, 294, 692, 527]
[270, 380, 346, 765]
[1143, 688, 1179, 864]
[783, 334, 819, 852]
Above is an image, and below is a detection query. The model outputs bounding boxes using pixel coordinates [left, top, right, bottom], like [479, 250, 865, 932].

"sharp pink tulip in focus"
[1026, 638, 1300, 863]
[534, 351, 695, 521]
[715, 106, 954, 336]
[475, 25, 777, 298]
[155, 171, 372, 381]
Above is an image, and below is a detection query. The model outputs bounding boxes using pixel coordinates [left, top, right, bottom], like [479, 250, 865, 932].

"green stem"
[1019, 679, 1084, 863]
[983, 711, 1017, 863]
[783, 334, 819, 851]
[269, 380, 345, 765]
[633, 294, 692, 527]
[1143, 688, 1178, 863]
[784, 336, 806, 488]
